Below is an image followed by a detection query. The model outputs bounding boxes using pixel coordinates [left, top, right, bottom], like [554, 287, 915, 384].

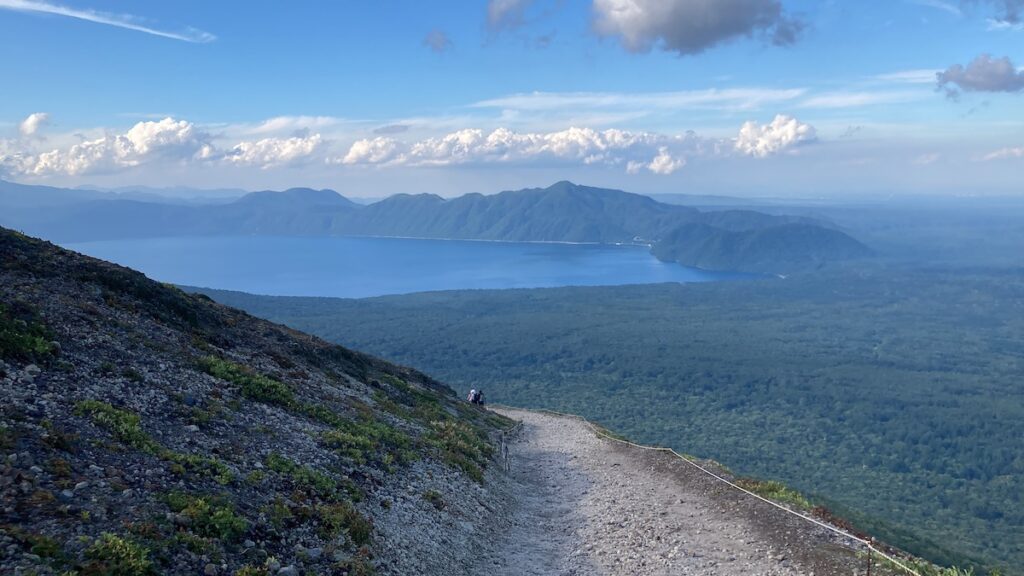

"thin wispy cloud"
[799, 91, 923, 109]
[873, 69, 943, 84]
[987, 16, 1024, 28]
[471, 88, 808, 113]
[0, 0, 215, 43]
[906, 0, 963, 17]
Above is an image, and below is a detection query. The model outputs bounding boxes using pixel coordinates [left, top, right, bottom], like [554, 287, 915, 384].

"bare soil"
[476, 408, 875, 576]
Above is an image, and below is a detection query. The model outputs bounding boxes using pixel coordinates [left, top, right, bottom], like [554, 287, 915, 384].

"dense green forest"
[195, 265, 1024, 574]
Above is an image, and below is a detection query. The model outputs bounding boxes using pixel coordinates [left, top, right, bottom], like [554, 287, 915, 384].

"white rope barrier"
[491, 404, 926, 576]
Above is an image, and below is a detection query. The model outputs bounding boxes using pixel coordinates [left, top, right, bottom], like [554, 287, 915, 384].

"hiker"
[468, 388, 477, 403]
[476, 390, 485, 406]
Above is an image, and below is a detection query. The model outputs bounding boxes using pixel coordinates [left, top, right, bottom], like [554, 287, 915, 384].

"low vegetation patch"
[422, 490, 445, 511]
[75, 400, 233, 483]
[0, 301, 57, 364]
[319, 417, 412, 467]
[74, 400, 159, 453]
[199, 356, 294, 407]
[425, 420, 494, 483]
[165, 491, 249, 542]
[265, 452, 356, 500]
[316, 501, 373, 545]
[81, 532, 153, 576]
[734, 478, 812, 510]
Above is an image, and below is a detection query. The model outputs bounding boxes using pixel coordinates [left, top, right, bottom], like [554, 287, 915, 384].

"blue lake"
[63, 236, 748, 298]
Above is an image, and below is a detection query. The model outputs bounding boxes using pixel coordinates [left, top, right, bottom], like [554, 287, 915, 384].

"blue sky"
[1, 0, 1022, 197]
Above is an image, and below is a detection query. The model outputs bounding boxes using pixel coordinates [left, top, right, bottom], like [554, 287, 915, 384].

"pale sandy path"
[472, 408, 870, 576]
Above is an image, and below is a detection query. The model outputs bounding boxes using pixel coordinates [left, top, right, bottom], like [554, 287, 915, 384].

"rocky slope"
[0, 227, 514, 575]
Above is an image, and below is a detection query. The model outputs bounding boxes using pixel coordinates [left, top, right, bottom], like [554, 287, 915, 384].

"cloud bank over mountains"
[0, 114, 815, 178]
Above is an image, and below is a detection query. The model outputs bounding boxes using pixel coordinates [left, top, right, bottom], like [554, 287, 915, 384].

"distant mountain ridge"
[0, 179, 872, 273]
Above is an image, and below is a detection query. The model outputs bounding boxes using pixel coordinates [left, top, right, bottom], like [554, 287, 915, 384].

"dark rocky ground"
[0, 227, 513, 575]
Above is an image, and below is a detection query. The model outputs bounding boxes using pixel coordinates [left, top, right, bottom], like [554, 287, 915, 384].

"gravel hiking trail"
[473, 407, 874, 576]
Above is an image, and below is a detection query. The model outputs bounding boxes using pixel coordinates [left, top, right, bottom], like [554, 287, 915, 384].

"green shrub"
[82, 533, 152, 576]
[165, 492, 248, 542]
[173, 531, 217, 556]
[735, 478, 812, 510]
[74, 401, 158, 453]
[262, 497, 294, 529]
[425, 420, 493, 483]
[161, 450, 234, 485]
[316, 502, 373, 545]
[422, 490, 445, 511]
[0, 426, 15, 450]
[234, 565, 271, 576]
[320, 418, 411, 467]
[335, 556, 376, 576]
[199, 356, 294, 407]
[0, 302, 57, 363]
[265, 453, 339, 499]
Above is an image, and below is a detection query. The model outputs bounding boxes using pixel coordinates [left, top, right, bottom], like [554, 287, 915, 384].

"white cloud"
[339, 119, 808, 174]
[340, 126, 688, 170]
[914, 152, 941, 165]
[592, 0, 805, 56]
[0, 0, 215, 43]
[734, 114, 816, 158]
[3, 117, 214, 176]
[646, 147, 687, 174]
[225, 134, 325, 169]
[981, 146, 1024, 160]
[873, 69, 943, 84]
[340, 137, 404, 165]
[18, 112, 50, 137]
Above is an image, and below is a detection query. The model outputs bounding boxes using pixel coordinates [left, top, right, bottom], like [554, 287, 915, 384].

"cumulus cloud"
[0, 116, 333, 176]
[734, 114, 816, 158]
[339, 119, 811, 174]
[423, 29, 452, 53]
[18, 112, 50, 137]
[0, 0, 215, 43]
[225, 134, 324, 169]
[340, 126, 691, 170]
[937, 54, 1024, 97]
[3, 117, 215, 176]
[340, 137, 405, 165]
[640, 147, 687, 174]
[592, 0, 805, 56]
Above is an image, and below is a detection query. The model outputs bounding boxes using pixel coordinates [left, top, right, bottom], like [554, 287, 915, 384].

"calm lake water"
[63, 236, 747, 298]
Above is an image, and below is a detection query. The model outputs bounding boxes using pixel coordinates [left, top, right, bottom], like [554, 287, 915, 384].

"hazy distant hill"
[652, 222, 872, 271]
[0, 179, 871, 273]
